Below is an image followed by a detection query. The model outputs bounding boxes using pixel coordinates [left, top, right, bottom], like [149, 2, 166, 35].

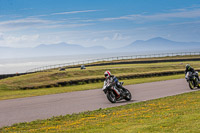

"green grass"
[1, 60, 200, 90]
[0, 55, 200, 100]
[0, 56, 199, 132]
[0, 74, 184, 100]
[80, 55, 200, 65]
[1, 88, 200, 133]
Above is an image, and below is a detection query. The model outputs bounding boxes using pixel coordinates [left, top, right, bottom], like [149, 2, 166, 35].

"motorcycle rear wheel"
[106, 91, 116, 103]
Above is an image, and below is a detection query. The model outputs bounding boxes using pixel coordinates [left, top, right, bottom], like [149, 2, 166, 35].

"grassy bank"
[1, 88, 199, 132]
[0, 74, 184, 100]
[1, 60, 199, 90]
[0, 55, 199, 100]
[65, 55, 200, 66]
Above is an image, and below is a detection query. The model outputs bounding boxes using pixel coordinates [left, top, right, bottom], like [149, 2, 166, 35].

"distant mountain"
[121, 37, 200, 52]
[1, 37, 200, 59]
[34, 42, 107, 56]
[35, 42, 84, 49]
[0, 42, 107, 58]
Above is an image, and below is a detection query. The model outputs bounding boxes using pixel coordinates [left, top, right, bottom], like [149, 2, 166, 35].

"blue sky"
[0, 0, 200, 48]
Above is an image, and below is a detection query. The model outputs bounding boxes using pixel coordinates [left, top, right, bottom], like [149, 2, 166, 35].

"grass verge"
[1, 87, 199, 132]
[0, 74, 184, 100]
[1, 60, 199, 90]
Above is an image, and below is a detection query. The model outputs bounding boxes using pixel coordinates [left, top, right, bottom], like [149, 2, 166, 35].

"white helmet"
[104, 70, 111, 79]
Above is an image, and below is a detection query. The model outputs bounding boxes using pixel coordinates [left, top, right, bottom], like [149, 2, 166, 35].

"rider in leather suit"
[103, 71, 125, 97]
[185, 64, 199, 80]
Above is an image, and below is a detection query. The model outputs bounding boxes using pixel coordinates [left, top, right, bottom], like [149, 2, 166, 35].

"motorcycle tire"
[189, 81, 195, 90]
[197, 84, 200, 88]
[106, 91, 116, 103]
[124, 88, 132, 101]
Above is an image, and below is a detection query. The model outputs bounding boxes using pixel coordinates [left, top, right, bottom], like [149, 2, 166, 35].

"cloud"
[0, 9, 100, 33]
[112, 33, 129, 41]
[0, 17, 93, 32]
[0, 33, 4, 40]
[0, 18, 52, 29]
[28, 9, 100, 18]
[100, 14, 141, 21]
[100, 8, 200, 22]
[148, 9, 200, 19]
[0, 18, 55, 32]
[169, 20, 200, 26]
[0, 34, 40, 47]
[51, 10, 98, 15]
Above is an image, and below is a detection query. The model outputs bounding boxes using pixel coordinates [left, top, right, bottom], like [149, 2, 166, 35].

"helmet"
[104, 71, 111, 78]
[186, 64, 191, 70]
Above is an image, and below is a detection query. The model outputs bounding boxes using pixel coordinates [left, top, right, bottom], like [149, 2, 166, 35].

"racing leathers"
[185, 66, 199, 81]
[102, 75, 124, 97]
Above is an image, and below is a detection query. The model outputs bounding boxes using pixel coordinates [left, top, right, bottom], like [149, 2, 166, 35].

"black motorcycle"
[185, 71, 200, 90]
[102, 82, 132, 103]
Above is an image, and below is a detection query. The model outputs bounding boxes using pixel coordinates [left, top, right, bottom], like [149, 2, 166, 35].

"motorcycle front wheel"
[124, 89, 132, 101]
[106, 91, 116, 103]
[189, 80, 195, 90]
[197, 83, 200, 88]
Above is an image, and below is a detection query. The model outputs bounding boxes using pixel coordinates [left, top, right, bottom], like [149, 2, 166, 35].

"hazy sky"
[0, 0, 200, 48]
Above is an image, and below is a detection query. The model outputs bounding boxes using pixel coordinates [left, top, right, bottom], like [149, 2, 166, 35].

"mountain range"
[0, 37, 200, 58]
[0, 42, 107, 58]
[122, 37, 200, 52]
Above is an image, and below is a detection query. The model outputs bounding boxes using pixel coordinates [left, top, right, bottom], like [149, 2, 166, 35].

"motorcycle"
[185, 71, 200, 90]
[102, 82, 132, 103]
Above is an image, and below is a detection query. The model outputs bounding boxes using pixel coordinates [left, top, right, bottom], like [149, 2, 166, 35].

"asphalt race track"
[0, 78, 196, 127]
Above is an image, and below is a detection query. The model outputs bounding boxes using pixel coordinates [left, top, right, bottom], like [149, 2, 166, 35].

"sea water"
[0, 52, 143, 74]
[0, 50, 193, 74]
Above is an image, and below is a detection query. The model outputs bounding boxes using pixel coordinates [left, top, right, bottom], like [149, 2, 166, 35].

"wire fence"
[26, 51, 200, 73]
